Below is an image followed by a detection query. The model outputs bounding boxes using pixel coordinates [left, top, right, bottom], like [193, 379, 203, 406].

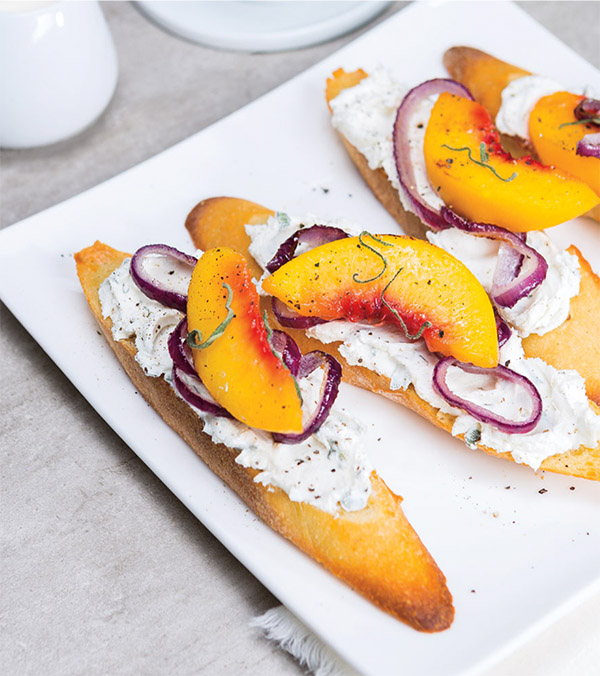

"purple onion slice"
[273, 351, 342, 444]
[392, 79, 473, 231]
[172, 367, 232, 418]
[495, 311, 512, 349]
[270, 329, 302, 376]
[432, 357, 542, 434]
[574, 97, 600, 122]
[130, 244, 197, 313]
[266, 224, 348, 273]
[271, 297, 327, 329]
[168, 318, 197, 377]
[441, 208, 548, 308]
[577, 132, 600, 158]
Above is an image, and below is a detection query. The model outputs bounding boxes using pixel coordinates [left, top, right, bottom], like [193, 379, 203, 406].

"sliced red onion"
[441, 208, 548, 308]
[495, 311, 512, 348]
[577, 132, 600, 158]
[432, 357, 542, 434]
[269, 329, 302, 376]
[574, 97, 600, 121]
[272, 351, 342, 444]
[168, 318, 197, 377]
[172, 367, 232, 418]
[266, 225, 348, 273]
[271, 297, 327, 329]
[130, 244, 197, 313]
[392, 79, 473, 231]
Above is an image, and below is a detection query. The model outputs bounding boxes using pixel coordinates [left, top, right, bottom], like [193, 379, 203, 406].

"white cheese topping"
[427, 229, 580, 337]
[99, 257, 372, 514]
[495, 75, 563, 141]
[328, 71, 581, 339]
[307, 322, 600, 471]
[247, 213, 600, 470]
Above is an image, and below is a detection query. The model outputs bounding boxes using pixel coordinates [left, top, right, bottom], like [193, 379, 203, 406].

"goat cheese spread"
[329, 71, 581, 339]
[246, 212, 600, 470]
[495, 75, 563, 140]
[99, 256, 372, 515]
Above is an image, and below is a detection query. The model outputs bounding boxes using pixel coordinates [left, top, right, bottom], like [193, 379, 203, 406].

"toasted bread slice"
[74, 241, 454, 632]
[324, 69, 600, 406]
[185, 198, 600, 482]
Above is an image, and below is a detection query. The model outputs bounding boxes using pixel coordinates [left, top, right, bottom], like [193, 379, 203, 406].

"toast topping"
[495, 75, 562, 140]
[427, 228, 580, 338]
[99, 254, 373, 514]
[308, 322, 600, 471]
[262, 232, 499, 369]
[246, 213, 600, 469]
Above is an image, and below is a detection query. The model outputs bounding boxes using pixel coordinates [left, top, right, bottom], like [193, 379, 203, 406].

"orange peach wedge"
[530, 92, 600, 196]
[424, 93, 599, 232]
[187, 247, 302, 433]
[262, 234, 499, 368]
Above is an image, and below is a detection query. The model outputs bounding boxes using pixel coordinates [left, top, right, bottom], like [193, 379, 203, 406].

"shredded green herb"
[559, 117, 600, 129]
[261, 310, 303, 405]
[442, 144, 517, 183]
[353, 231, 393, 284]
[479, 142, 489, 163]
[276, 211, 290, 227]
[187, 282, 234, 350]
[465, 428, 482, 446]
[381, 269, 432, 340]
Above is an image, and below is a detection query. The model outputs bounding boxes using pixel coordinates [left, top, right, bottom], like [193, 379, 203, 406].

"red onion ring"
[392, 78, 473, 231]
[495, 311, 512, 348]
[266, 224, 348, 273]
[271, 297, 326, 329]
[269, 329, 302, 376]
[266, 225, 347, 327]
[168, 318, 197, 377]
[172, 367, 233, 418]
[441, 208, 548, 309]
[131, 244, 197, 313]
[432, 357, 542, 434]
[272, 351, 342, 444]
[574, 97, 600, 121]
[577, 132, 600, 158]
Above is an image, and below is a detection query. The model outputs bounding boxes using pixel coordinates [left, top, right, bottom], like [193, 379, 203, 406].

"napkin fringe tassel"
[250, 606, 358, 676]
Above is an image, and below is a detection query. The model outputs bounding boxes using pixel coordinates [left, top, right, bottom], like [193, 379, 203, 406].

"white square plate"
[1, 2, 599, 674]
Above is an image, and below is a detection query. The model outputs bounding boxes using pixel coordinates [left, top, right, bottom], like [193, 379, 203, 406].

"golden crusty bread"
[74, 240, 454, 632]
[185, 197, 600, 482]
[324, 69, 600, 407]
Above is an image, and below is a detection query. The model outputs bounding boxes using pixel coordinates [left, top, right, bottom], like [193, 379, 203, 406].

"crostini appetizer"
[444, 46, 600, 208]
[324, 67, 600, 408]
[186, 197, 600, 482]
[75, 240, 455, 632]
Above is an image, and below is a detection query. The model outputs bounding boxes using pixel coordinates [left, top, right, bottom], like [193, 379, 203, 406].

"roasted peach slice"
[530, 92, 600, 196]
[187, 247, 302, 433]
[424, 93, 599, 232]
[262, 234, 498, 368]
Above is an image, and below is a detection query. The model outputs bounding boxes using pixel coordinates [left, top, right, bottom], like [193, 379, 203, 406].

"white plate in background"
[136, 1, 391, 52]
[1, 2, 599, 675]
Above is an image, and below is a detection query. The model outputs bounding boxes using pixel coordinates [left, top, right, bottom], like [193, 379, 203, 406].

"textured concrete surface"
[1, 2, 599, 675]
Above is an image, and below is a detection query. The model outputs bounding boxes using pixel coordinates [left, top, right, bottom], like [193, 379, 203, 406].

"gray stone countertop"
[2, 2, 599, 675]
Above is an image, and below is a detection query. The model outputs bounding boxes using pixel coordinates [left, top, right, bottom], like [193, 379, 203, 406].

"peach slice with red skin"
[530, 92, 600, 196]
[424, 93, 599, 232]
[187, 247, 302, 433]
[262, 234, 499, 368]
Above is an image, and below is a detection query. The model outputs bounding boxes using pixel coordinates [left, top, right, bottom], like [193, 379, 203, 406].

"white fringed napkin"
[250, 606, 361, 676]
